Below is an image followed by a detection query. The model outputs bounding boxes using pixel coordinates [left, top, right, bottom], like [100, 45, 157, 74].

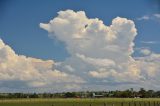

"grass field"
[0, 98, 160, 106]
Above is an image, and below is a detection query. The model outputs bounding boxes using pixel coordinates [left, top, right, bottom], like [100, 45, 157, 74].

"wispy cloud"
[154, 13, 160, 18]
[140, 41, 160, 44]
[137, 13, 160, 21]
[137, 16, 150, 21]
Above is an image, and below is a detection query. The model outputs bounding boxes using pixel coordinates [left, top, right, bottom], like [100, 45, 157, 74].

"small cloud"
[140, 48, 151, 56]
[154, 13, 160, 18]
[137, 16, 150, 20]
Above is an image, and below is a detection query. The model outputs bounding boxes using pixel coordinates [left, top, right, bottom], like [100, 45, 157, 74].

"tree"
[64, 92, 76, 98]
[139, 88, 146, 98]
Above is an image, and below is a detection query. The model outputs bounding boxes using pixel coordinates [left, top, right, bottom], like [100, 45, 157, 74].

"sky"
[0, 0, 160, 92]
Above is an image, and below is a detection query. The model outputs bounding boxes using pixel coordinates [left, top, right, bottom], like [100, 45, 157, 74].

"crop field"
[0, 98, 160, 106]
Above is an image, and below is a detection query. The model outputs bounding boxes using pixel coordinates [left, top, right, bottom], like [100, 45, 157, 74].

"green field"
[0, 98, 160, 106]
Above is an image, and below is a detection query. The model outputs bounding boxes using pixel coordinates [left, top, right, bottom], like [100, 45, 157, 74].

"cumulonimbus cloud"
[40, 10, 140, 80]
[40, 10, 160, 90]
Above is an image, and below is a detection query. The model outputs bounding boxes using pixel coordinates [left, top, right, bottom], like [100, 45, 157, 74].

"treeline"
[0, 88, 160, 99]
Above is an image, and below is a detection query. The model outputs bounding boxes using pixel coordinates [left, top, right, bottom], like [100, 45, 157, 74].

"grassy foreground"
[0, 98, 160, 106]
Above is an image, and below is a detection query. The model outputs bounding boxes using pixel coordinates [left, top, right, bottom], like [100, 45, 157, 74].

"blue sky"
[0, 0, 160, 61]
[0, 0, 160, 92]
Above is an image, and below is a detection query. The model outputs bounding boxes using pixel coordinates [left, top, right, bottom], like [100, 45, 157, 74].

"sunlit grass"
[0, 98, 160, 106]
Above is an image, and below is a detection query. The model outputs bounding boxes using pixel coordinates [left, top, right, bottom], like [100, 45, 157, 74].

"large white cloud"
[40, 10, 160, 90]
[0, 39, 84, 92]
[40, 10, 140, 87]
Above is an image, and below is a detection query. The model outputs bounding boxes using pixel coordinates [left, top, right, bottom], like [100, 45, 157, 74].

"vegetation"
[0, 88, 160, 106]
[0, 88, 160, 99]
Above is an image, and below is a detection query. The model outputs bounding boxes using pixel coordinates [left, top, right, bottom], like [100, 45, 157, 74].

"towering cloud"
[40, 10, 140, 87]
[40, 10, 160, 90]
